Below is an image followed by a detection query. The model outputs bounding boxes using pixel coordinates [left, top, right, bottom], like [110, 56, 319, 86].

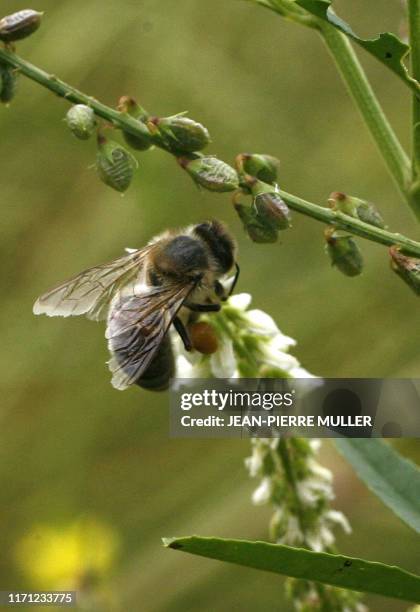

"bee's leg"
[173, 316, 193, 351]
[186, 303, 221, 313]
[227, 262, 240, 297]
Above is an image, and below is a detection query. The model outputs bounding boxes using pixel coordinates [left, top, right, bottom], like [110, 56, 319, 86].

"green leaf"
[163, 536, 420, 602]
[294, 0, 420, 96]
[335, 439, 420, 534]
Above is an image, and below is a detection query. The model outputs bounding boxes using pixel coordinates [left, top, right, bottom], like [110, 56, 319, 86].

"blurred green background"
[0, 0, 419, 610]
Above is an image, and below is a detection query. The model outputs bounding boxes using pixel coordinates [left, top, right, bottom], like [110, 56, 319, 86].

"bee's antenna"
[228, 262, 240, 297]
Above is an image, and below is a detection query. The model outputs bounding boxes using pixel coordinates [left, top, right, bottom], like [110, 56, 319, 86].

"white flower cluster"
[175, 293, 314, 379]
[246, 438, 351, 552]
[246, 438, 367, 612]
[173, 291, 366, 611]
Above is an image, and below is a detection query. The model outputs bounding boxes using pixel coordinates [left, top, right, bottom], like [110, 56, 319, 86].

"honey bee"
[33, 221, 239, 391]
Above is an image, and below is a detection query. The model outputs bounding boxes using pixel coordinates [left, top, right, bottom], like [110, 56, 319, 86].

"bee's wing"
[33, 246, 154, 321]
[106, 281, 195, 390]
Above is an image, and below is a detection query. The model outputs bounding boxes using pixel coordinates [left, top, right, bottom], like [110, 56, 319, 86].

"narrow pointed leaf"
[294, 0, 420, 95]
[163, 536, 420, 602]
[335, 438, 420, 534]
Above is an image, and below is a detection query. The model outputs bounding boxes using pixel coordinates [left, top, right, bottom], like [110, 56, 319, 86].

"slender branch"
[0, 48, 167, 151]
[409, 0, 420, 180]
[317, 24, 414, 214]
[279, 189, 420, 256]
[1, 46, 420, 256]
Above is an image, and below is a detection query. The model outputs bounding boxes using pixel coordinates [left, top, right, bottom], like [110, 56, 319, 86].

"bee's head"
[193, 220, 236, 274]
[154, 235, 208, 282]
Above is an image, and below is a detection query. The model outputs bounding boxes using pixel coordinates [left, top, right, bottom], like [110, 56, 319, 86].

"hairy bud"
[0, 63, 17, 104]
[328, 191, 385, 229]
[189, 321, 219, 354]
[66, 105, 96, 140]
[324, 228, 363, 277]
[150, 114, 210, 153]
[96, 135, 136, 193]
[118, 96, 152, 151]
[235, 202, 278, 243]
[236, 153, 280, 184]
[0, 9, 43, 42]
[249, 179, 290, 230]
[179, 156, 239, 192]
[389, 246, 420, 296]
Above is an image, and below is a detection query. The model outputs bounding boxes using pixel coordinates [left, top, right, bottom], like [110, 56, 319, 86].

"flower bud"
[324, 228, 363, 277]
[236, 153, 280, 184]
[0, 63, 17, 104]
[250, 180, 290, 230]
[0, 10, 43, 42]
[65, 105, 96, 140]
[234, 202, 278, 243]
[179, 156, 239, 192]
[150, 114, 210, 153]
[118, 96, 152, 151]
[189, 321, 219, 354]
[96, 135, 136, 193]
[328, 191, 385, 228]
[389, 246, 420, 296]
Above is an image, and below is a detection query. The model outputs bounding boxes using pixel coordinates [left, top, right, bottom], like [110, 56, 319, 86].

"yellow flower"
[14, 517, 119, 589]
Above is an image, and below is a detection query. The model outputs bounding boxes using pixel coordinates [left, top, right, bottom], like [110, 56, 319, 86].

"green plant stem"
[277, 440, 308, 543]
[0, 47, 168, 151]
[279, 188, 420, 257]
[409, 0, 420, 180]
[318, 24, 415, 215]
[1, 46, 420, 256]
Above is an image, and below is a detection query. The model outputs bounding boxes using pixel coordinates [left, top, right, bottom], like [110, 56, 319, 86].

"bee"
[33, 220, 239, 391]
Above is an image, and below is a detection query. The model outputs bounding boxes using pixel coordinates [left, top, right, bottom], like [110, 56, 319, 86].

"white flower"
[227, 292, 252, 311]
[252, 477, 273, 505]
[210, 337, 237, 378]
[175, 354, 212, 378]
[307, 459, 333, 483]
[280, 516, 304, 547]
[326, 510, 352, 534]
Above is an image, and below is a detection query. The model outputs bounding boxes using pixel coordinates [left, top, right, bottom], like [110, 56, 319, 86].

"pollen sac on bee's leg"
[234, 202, 278, 243]
[189, 321, 219, 354]
[0, 9, 43, 43]
[96, 134, 137, 193]
[149, 114, 210, 154]
[235, 153, 280, 184]
[0, 63, 17, 104]
[66, 105, 96, 140]
[389, 246, 420, 296]
[118, 96, 152, 151]
[328, 191, 385, 229]
[178, 155, 239, 192]
[324, 227, 364, 277]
